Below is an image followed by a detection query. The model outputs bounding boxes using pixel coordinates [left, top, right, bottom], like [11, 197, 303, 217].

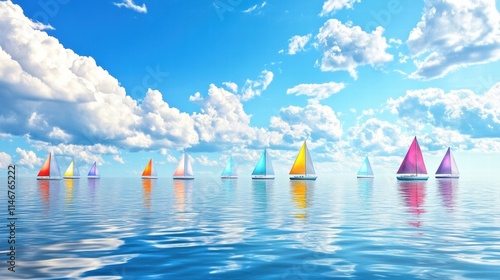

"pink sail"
[397, 136, 428, 175]
[436, 147, 459, 175]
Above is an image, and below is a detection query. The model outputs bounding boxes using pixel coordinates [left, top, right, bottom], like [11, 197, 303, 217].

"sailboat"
[435, 147, 460, 178]
[397, 136, 429, 181]
[142, 158, 158, 179]
[87, 162, 100, 179]
[37, 152, 62, 180]
[63, 159, 80, 179]
[252, 149, 275, 179]
[357, 156, 374, 178]
[221, 156, 237, 179]
[173, 151, 194, 180]
[289, 141, 317, 180]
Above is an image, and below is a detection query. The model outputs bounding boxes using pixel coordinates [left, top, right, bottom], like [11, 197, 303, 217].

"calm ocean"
[1, 175, 500, 279]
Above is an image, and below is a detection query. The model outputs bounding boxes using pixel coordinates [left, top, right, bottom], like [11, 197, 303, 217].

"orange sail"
[38, 154, 51, 177]
[142, 158, 157, 178]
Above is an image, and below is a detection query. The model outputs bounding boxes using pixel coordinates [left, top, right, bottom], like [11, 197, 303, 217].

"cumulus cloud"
[239, 70, 274, 101]
[348, 118, 408, 156]
[387, 83, 500, 138]
[286, 82, 345, 102]
[320, 0, 361, 16]
[113, 155, 125, 164]
[288, 34, 311, 55]
[0, 2, 198, 151]
[270, 103, 343, 143]
[0, 152, 12, 169]
[15, 148, 42, 169]
[316, 19, 393, 79]
[113, 0, 147, 13]
[407, 0, 500, 80]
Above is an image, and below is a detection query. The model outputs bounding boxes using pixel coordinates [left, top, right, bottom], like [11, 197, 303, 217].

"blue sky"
[1, 0, 499, 178]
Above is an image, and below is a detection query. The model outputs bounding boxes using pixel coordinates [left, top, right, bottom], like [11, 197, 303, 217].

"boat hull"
[397, 174, 429, 181]
[289, 174, 317, 180]
[142, 176, 158, 179]
[37, 176, 61, 180]
[173, 176, 194, 180]
[435, 174, 460, 179]
[63, 176, 80, 179]
[87, 176, 100, 179]
[357, 175, 374, 178]
[252, 175, 275, 180]
[221, 176, 238, 179]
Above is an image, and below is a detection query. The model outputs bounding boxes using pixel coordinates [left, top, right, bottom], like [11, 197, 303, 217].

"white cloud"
[348, 118, 408, 156]
[113, 155, 125, 164]
[243, 2, 267, 14]
[320, 0, 361, 16]
[239, 70, 274, 101]
[222, 82, 238, 93]
[197, 155, 218, 166]
[387, 83, 500, 138]
[288, 34, 312, 55]
[407, 0, 500, 80]
[270, 103, 343, 142]
[113, 0, 147, 13]
[15, 148, 41, 169]
[0, 152, 12, 169]
[286, 82, 345, 102]
[316, 19, 393, 79]
[0, 2, 198, 151]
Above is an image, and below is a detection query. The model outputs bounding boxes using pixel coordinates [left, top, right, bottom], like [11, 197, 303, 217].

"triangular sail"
[173, 154, 185, 176]
[184, 152, 194, 176]
[357, 156, 374, 176]
[436, 148, 459, 175]
[265, 150, 275, 175]
[88, 162, 99, 177]
[252, 149, 268, 175]
[397, 137, 428, 175]
[142, 158, 155, 177]
[290, 141, 315, 175]
[64, 160, 75, 177]
[38, 153, 51, 177]
[221, 156, 237, 176]
[49, 153, 61, 178]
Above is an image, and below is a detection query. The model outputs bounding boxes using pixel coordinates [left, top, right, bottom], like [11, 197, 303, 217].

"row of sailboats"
[357, 137, 459, 180]
[37, 153, 99, 180]
[36, 138, 458, 181]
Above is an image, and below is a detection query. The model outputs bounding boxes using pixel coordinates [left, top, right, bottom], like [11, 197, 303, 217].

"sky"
[0, 0, 499, 178]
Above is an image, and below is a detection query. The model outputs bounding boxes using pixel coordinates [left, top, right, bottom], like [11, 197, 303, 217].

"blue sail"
[221, 156, 237, 177]
[357, 156, 374, 176]
[252, 150, 267, 175]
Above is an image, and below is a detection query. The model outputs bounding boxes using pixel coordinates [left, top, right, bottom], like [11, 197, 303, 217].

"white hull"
[357, 175, 374, 178]
[37, 176, 61, 180]
[252, 175, 275, 180]
[173, 176, 194, 180]
[289, 174, 317, 180]
[87, 176, 100, 179]
[221, 176, 238, 179]
[63, 176, 80, 179]
[142, 176, 158, 179]
[435, 174, 459, 179]
[397, 174, 429, 181]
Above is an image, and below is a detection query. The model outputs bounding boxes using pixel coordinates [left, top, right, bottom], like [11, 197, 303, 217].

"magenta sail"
[435, 147, 460, 178]
[397, 136, 428, 181]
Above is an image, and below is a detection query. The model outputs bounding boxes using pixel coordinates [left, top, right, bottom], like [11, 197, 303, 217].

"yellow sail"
[290, 141, 307, 175]
[64, 160, 75, 177]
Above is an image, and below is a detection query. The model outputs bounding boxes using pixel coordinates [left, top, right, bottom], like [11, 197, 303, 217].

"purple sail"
[436, 147, 459, 175]
[397, 136, 428, 175]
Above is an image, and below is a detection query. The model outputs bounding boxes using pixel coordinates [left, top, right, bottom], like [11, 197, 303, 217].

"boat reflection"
[64, 179, 79, 206]
[87, 178, 99, 202]
[174, 179, 193, 213]
[398, 181, 426, 228]
[38, 180, 61, 213]
[290, 180, 315, 219]
[357, 178, 373, 204]
[252, 180, 273, 214]
[142, 179, 155, 210]
[437, 179, 458, 210]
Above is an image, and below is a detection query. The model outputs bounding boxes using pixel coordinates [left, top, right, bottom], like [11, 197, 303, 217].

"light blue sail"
[221, 156, 237, 177]
[357, 156, 374, 177]
[252, 150, 267, 175]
